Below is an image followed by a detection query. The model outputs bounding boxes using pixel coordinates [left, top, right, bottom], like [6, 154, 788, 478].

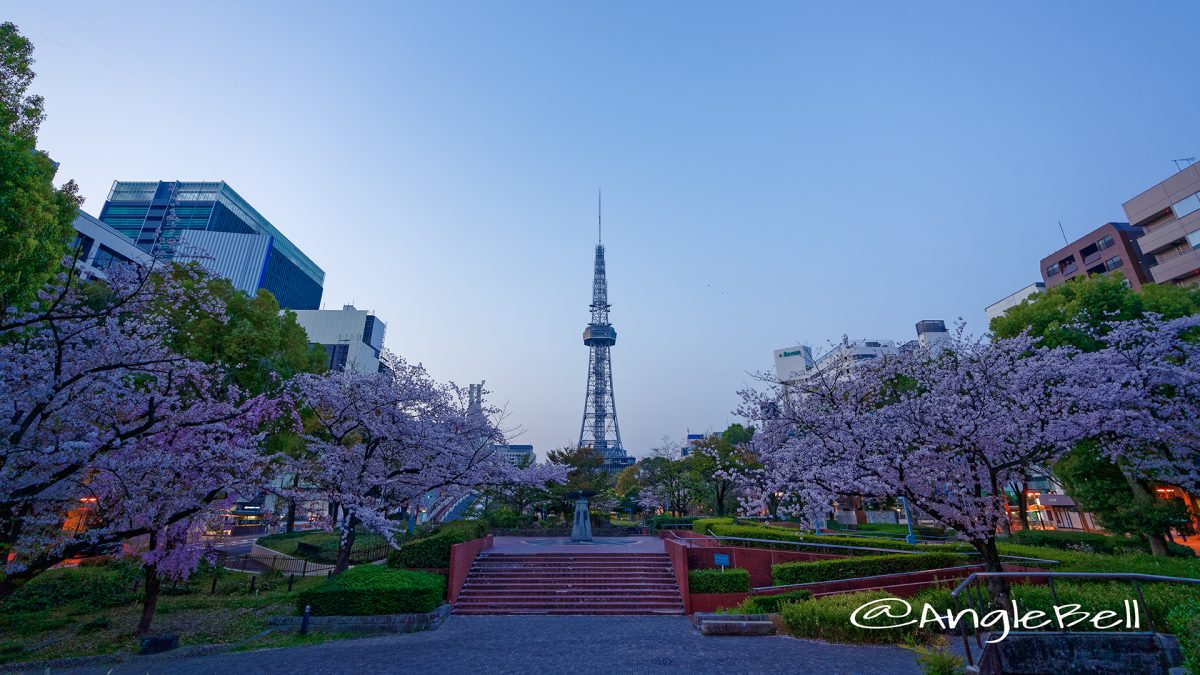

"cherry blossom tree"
[288, 364, 563, 572]
[1071, 314, 1200, 554]
[741, 331, 1095, 606]
[0, 262, 291, 631]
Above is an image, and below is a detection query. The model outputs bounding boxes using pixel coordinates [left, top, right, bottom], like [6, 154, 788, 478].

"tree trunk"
[137, 562, 162, 637]
[1017, 480, 1030, 531]
[333, 515, 360, 573]
[1122, 473, 1169, 556]
[285, 474, 300, 533]
[715, 484, 726, 518]
[973, 537, 1011, 612]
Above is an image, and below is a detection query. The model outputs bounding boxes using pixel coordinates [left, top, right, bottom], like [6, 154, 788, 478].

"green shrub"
[4, 560, 141, 612]
[688, 568, 750, 594]
[728, 590, 813, 614]
[780, 590, 932, 644]
[1167, 598, 1200, 674]
[996, 543, 1200, 577]
[772, 553, 969, 586]
[1006, 529, 1194, 557]
[906, 637, 966, 675]
[296, 566, 445, 616]
[388, 520, 488, 569]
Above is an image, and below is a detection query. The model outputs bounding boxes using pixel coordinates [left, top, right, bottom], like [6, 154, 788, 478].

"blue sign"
[713, 553, 730, 567]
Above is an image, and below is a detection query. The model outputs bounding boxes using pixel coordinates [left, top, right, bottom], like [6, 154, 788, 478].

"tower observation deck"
[578, 200, 633, 471]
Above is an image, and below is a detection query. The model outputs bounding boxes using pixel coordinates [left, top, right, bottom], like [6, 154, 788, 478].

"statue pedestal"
[570, 497, 592, 542]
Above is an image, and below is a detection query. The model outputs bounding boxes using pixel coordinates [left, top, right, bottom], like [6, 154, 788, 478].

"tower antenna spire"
[598, 189, 602, 244]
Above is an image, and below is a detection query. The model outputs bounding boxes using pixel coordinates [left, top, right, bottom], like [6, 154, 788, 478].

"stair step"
[456, 551, 684, 616]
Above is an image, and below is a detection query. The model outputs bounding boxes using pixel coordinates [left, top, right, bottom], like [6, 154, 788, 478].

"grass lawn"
[0, 565, 335, 666]
[255, 529, 389, 562]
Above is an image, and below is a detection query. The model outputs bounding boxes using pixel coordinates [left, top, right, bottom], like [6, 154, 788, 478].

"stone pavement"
[48, 615, 923, 675]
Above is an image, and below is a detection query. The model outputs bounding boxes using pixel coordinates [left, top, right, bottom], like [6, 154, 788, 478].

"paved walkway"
[488, 535, 667, 554]
[49, 616, 922, 675]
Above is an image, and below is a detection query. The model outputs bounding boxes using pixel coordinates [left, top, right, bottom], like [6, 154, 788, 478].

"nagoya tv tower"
[578, 193, 633, 471]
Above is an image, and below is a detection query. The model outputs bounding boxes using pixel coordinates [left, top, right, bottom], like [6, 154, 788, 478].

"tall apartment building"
[1122, 164, 1200, 286]
[1039, 222, 1151, 292]
[290, 305, 387, 373]
[99, 181, 325, 309]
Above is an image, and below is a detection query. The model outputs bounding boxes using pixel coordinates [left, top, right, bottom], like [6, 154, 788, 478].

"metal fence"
[948, 571, 1200, 668]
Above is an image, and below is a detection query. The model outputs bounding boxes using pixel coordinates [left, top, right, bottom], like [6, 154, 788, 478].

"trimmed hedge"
[297, 566, 445, 616]
[389, 520, 487, 569]
[780, 590, 932, 644]
[729, 590, 813, 614]
[693, 518, 970, 555]
[649, 515, 696, 530]
[689, 568, 750, 594]
[1006, 529, 1195, 558]
[772, 552, 969, 586]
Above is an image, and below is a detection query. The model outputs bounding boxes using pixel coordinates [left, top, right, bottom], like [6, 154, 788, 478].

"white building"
[774, 339, 898, 384]
[70, 211, 152, 280]
[773, 320, 949, 385]
[490, 444, 534, 466]
[985, 283, 1046, 323]
[291, 305, 387, 373]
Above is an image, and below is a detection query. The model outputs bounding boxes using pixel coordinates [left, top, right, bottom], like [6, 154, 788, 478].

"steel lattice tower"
[578, 196, 627, 465]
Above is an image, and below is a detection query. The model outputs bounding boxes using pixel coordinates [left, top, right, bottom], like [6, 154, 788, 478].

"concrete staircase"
[453, 552, 685, 615]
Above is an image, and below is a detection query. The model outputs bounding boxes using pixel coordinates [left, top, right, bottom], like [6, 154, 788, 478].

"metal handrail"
[949, 570, 1200, 668]
[706, 531, 923, 555]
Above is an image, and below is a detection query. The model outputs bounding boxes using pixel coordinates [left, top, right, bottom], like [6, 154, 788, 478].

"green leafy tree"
[151, 267, 327, 532]
[992, 274, 1200, 552]
[690, 423, 757, 517]
[1055, 442, 1195, 544]
[0, 22, 81, 310]
[638, 442, 709, 517]
[990, 273, 1200, 349]
[545, 446, 612, 518]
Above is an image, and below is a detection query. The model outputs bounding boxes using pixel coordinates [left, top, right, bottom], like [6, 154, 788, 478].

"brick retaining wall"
[269, 604, 452, 634]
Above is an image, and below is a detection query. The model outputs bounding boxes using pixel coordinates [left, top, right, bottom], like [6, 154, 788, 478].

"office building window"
[1104, 256, 1123, 271]
[1187, 231, 1200, 250]
[1046, 263, 1060, 276]
[1096, 235, 1114, 251]
[1174, 192, 1200, 219]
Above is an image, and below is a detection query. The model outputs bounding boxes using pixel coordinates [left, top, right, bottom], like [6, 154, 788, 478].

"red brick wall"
[447, 534, 493, 603]
[686, 546, 844, 587]
[663, 538, 692, 613]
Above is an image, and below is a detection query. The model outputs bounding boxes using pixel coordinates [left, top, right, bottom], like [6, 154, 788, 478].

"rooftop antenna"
[598, 189, 602, 244]
[1058, 221, 1068, 246]
[1173, 158, 1196, 172]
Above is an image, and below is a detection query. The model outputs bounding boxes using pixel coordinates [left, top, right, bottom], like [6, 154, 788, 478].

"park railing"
[701, 530, 1060, 568]
[948, 571, 1200, 668]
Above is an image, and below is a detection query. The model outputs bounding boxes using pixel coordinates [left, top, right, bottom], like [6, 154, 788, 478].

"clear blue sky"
[9, 2, 1199, 458]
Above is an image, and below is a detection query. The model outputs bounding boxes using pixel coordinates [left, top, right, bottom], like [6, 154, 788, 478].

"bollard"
[288, 574, 295, 592]
[249, 575, 256, 593]
[210, 574, 218, 595]
[300, 604, 311, 636]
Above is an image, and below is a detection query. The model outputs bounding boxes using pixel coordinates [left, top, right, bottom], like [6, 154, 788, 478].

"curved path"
[53, 615, 922, 675]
